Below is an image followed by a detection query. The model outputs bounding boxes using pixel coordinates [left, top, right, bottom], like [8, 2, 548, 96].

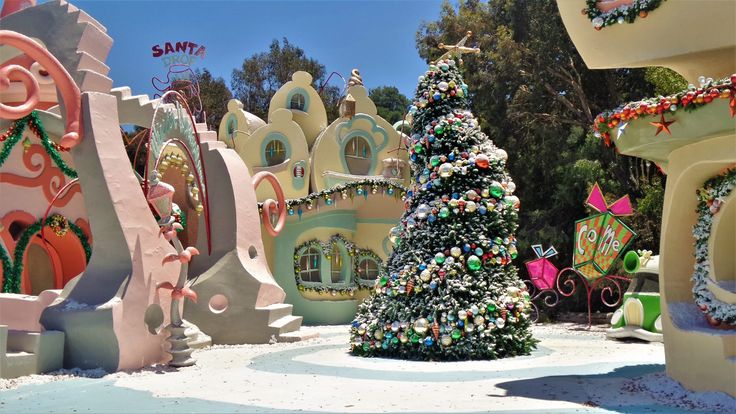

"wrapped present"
[573, 183, 637, 280]
[525, 244, 559, 290]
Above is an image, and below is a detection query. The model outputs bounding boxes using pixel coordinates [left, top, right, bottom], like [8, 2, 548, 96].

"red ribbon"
[157, 282, 198, 303]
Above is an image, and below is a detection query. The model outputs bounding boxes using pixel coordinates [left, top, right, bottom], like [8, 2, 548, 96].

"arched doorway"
[20, 224, 88, 295]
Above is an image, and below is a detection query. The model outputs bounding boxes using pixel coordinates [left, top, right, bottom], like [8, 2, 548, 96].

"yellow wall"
[310, 85, 408, 192]
[219, 103, 310, 201]
[267, 71, 327, 148]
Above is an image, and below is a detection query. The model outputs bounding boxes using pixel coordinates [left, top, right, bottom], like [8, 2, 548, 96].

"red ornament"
[475, 154, 490, 169]
[706, 314, 721, 327]
[406, 279, 414, 295]
[432, 321, 440, 339]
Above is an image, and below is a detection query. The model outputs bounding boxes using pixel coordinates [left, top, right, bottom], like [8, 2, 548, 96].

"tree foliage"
[369, 86, 411, 124]
[645, 66, 688, 96]
[416, 0, 670, 308]
[194, 68, 233, 129]
[231, 38, 341, 121]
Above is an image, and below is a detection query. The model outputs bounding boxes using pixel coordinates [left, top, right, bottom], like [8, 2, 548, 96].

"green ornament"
[410, 334, 421, 344]
[430, 156, 441, 167]
[362, 342, 370, 351]
[380, 276, 388, 286]
[414, 143, 423, 153]
[439, 207, 450, 218]
[434, 253, 446, 264]
[451, 329, 462, 340]
[487, 303, 496, 312]
[490, 181, 504, 198]
[467, 255, 482, 271]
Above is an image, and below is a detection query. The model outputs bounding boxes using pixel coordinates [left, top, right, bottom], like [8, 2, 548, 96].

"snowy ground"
[1, 324, 734, 413]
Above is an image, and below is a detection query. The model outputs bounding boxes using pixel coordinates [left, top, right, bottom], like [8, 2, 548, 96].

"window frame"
[343, 135, 373, 175]
[297, 245, 323, 284]
[356, 256, 380, 282]
[264, 139, 287, 166]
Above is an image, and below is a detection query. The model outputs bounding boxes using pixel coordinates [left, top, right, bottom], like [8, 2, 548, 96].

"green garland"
[692, 167, 736, 326]
[258, 178, 408, 214]
[0, 118, 25, 167]
[1, 215, 92, 293]
[0, 244, 12, 292]
[584, 0, 664, 30]
[293, 234, 385, 296]
[0, 112, 77, 178]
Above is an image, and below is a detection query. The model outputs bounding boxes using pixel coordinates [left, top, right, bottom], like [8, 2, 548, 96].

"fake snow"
[623, 372, 735, 413]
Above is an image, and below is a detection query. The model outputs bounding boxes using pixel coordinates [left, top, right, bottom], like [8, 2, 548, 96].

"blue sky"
[69, 0, 444, 100]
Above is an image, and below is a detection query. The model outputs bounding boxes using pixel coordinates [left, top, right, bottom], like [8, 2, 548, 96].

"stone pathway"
[1, 324, 732, 413]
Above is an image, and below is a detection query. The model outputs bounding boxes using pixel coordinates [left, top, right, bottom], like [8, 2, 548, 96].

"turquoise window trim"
[295, 238, 354, 287]
[260, 132, 291, 166]
[340, 131, 377, 175]
[327, 239, 351, 285]
[225, 114, 238, 148]
[336, 114, 390, 151]
[286, 88, 310, 112]
[291, 160, 307, 190]
[381, 236, 392, 257]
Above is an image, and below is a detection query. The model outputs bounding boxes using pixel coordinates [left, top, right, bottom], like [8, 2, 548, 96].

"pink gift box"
[525, 257, 558, 291]
[525, 244, 559, 291]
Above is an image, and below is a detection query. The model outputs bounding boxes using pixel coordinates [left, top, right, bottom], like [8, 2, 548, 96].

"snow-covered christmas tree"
[350, 33, 536, 360]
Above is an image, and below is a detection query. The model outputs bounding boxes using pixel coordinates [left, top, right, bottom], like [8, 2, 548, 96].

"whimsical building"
[218, 71, 410, 324]
[0, 0, 311, 378]
[558, 0, 736, 396]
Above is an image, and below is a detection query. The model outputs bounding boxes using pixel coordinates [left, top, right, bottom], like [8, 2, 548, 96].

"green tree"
[645, 67, 688, 96]
[369, 86, 411, 124]
[350, 57, 536, 360]
[231, 38, 340, 121]
[415, 1, 668, 291]
[194, 68, 233, 129]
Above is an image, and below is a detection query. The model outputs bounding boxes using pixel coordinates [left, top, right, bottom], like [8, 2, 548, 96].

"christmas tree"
[350, 34, 536, 360]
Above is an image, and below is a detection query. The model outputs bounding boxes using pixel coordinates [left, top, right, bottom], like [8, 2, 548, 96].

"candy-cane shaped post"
[0, 63, 39, 118]
[252, 171, 286, 236]
[0, 30, 82, 148]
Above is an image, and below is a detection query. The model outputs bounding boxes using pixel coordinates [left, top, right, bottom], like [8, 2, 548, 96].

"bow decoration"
[585, 182, 633, 216]
[156, 282, 198, 303]
[531, 244, 557, 259]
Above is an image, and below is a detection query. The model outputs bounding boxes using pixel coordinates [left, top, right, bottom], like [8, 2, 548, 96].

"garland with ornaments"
[692, 167, 736, 327]
[583, 0, 664, 30]
[293, 234, 385, 296]
[593, 74, 736, 146]
[1, 214, 91, 293]
[0, 111, 77, 178]
[257, 178, 408, 217]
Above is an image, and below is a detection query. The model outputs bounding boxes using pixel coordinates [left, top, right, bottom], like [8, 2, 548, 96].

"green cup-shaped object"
[623, 250, 641, 274]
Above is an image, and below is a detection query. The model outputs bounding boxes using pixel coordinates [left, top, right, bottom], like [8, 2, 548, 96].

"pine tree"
[349, 55, 537, 360]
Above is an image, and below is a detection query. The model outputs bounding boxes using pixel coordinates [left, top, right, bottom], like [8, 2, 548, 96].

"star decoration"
[435, 31, 481, 65]
[616, 121, 628, 139]
[649, 114, 675, 136]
